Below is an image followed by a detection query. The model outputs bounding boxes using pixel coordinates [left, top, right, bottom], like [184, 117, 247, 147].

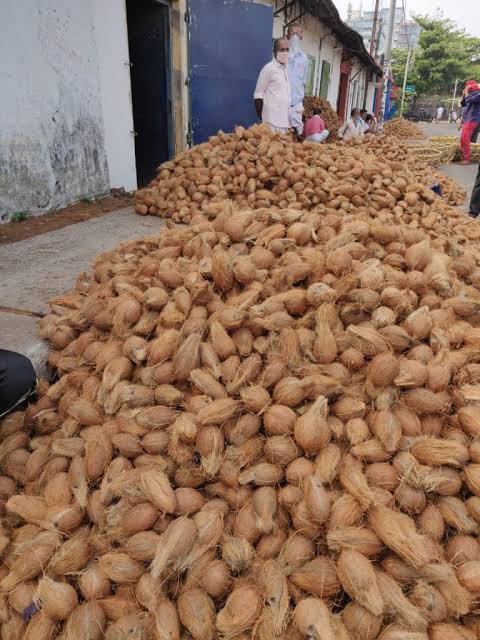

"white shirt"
[359, 118, 369, 133]
[288, 50, 308, 106]
[338, 118, 364, 141]
[254, 59, 291, 129]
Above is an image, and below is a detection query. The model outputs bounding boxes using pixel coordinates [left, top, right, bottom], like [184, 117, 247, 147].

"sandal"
[459, 160, 471, 165]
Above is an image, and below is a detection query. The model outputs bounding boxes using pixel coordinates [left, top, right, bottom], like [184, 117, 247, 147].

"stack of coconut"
[134, 124, 465, 224]
[384, 118, 425, 140]
[302, 97, 340, 138]
[4, 145, 480, 638]
[413, 165, 467, 207]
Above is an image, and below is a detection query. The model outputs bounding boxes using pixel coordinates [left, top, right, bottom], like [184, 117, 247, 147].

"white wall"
[328, 47, 342, 111]
[92, 0, 137, 192]
[366, 81, 379, 114]
[273, 14, 342, 113]
[347, 61, 365, 115]
[0, 1, 109, 221]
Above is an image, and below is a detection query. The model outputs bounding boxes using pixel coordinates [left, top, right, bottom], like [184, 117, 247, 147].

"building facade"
[346, 4, 421, 54]
[1, 0, 380, 221]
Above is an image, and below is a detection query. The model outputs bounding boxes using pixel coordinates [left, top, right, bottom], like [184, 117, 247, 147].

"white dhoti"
[305, 130, 330, 143]
[290, 102, 304, 136]
[265, 123, 290, 134]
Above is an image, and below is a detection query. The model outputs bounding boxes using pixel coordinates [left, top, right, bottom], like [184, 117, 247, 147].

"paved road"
[417, 121, 477, 210]
[418, 121, 461, 138]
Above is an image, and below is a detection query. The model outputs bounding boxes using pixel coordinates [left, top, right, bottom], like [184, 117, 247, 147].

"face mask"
[276, 51, 289, 65]
[289, 34, 300, 55]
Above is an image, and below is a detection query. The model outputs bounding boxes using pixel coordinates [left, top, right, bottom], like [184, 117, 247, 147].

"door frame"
[337, 52, 352, 120]
[153, 0, 174, 159]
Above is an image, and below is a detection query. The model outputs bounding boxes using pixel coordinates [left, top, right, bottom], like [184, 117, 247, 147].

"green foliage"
[407, 15, 480, 96]
[10, 211, 31, 223]
[391, 48, 411, 87]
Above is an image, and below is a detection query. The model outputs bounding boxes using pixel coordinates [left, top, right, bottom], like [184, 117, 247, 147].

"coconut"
[291, 556, 340, 598]
[294, 598, 335, 640]
[61, 602, 105, 640]
[342, 601, 382, 640]
[215, 586, 262, 637]
[178, 587, 216, 640]
[336, 550, 383, 615]
[35, 576, 78, 620]
[369, 506, 432, 568]
[294, 396, 331, 455]
[79, 565, 111, 600]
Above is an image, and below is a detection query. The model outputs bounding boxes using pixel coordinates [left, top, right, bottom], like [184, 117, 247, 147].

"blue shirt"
[288, 50, 308, 106]
[461, 90, 480, 123]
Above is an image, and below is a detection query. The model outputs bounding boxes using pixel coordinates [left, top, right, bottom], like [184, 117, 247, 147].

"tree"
[409, 15, 480, 96]
[391, 48, 411, 86]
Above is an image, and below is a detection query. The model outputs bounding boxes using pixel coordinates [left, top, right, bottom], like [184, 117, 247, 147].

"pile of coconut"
[134, 124, 467, 225]
[3, 189, 480, 639]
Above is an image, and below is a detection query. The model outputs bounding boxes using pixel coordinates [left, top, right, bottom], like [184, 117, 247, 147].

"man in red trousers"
[460, 80, 480, 165]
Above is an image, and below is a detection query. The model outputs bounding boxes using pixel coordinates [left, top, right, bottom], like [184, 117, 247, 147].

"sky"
[333, 0, 480, 37]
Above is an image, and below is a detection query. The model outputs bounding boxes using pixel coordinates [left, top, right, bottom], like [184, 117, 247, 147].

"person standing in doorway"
[436, 106, 443, 122]
[254, 38, 291, 134]
[286, 22, 308, 137]
[460, 81, 480, 164]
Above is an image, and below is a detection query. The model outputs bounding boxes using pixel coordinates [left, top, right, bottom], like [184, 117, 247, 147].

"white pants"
[265, 123, 290, 134]
[290, 103, 304, 136]
[305, 130, 330, 143]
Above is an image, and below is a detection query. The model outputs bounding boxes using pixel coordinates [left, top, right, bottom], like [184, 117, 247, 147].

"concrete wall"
[366, 80, 378, 113]
[347, 61, 368, 115]
[92, 0, 137, 192]
[273, 14, 341, 110]
[0, 1, 109, 221]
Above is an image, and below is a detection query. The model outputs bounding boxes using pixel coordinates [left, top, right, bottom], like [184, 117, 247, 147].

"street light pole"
[451, 78, 459, 116]
[370, 0, 380, 56]
[400, 47, 412, 116]
[380, 0, 397, 121]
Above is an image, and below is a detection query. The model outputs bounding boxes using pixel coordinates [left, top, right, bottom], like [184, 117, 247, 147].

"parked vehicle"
[403, 109, 433, 123]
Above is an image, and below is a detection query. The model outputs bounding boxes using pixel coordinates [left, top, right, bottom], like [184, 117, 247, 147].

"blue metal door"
[188, 0, 273, 144]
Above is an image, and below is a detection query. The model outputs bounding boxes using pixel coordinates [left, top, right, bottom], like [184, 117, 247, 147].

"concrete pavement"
[417, 121, 477, 209]
[0, 206, 164, 377]
[418, 121, 460, 138]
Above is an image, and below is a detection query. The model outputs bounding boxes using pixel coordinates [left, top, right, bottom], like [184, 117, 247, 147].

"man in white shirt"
[287, 23, 308, 136]
[338, 108, 364, 141]
[359, 109, 369, 134]
[254, 38, 291, 133]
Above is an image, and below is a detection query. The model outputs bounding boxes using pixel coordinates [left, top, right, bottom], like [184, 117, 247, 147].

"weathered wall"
[273, 13, 343, 113]
[347, 61, 367, 115]
[91, 0, 137, 192]
[324, 38, 342, 110]
[0, 1, 109, 221]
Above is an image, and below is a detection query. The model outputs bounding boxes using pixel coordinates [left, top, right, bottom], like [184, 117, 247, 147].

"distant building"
[346, 3, 421, 54]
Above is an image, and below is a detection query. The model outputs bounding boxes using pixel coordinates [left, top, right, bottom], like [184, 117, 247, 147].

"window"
[351, 80, 359, 109]
[305, 55, 316, 96]
[318, 60, 331, 99]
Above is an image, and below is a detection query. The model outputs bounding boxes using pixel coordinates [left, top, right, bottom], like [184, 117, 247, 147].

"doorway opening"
[337, 52, 351, 120]
[126, 0, 172, 187]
